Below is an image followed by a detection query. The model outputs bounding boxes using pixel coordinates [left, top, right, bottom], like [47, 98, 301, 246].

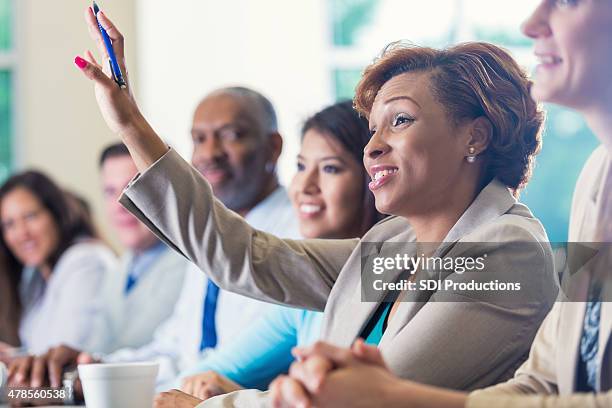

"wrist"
[119, 112, 169, 171]
[120, 110, 153, 143]
[381, 377, 414, 408]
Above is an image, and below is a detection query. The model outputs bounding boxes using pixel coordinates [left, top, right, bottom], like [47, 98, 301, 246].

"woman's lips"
[369, 167, 399, 191]
[535, 54, 563, 70]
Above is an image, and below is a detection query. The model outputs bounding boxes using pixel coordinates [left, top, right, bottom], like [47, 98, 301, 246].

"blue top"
[179, 306, 323, 390]
[362, 302, 392, 346]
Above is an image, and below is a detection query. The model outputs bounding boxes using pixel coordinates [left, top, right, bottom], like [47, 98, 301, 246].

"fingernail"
[74, 56, 87, 69]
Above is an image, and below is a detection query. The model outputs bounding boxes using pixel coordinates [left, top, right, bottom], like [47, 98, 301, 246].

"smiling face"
[522, 0, 612, 109]
[1, 187, 60, 268]
[289, 129, 365, 239]
[364, 71, 475, 218]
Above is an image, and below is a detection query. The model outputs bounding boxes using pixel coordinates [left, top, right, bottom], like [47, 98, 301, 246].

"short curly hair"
[354, 41, 544, 196]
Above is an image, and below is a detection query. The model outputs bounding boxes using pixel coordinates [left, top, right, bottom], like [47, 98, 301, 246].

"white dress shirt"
[18, 241, 118, 354]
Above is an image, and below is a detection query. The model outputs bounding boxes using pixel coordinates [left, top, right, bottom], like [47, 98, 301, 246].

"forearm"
[120, 111, 169, 172]
[119, 150, 354, 310]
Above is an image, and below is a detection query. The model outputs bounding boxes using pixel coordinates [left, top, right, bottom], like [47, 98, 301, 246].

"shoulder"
[479, 201, 549, 243]
[54, 240, 117, 275]
[458, 202, 552, 266]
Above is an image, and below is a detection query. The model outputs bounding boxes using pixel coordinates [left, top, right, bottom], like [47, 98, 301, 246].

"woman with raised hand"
[271, 0, 612, 407]
[75, 6, 558, 407]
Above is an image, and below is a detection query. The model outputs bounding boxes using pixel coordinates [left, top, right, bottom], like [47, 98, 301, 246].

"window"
[327, 0, 598, 241]
[0, 0, 14, 182]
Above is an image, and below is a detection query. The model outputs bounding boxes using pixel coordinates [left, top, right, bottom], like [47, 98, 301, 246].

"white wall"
[135, 0, 334, 186]
[15, 0, 334, 249]
[16, 0, 137, 250]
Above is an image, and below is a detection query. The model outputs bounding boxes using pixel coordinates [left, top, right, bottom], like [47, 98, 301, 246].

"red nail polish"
[74, 56, 87, 69]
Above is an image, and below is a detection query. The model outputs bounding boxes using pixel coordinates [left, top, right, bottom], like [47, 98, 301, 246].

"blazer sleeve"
[119, 149, 358, 311]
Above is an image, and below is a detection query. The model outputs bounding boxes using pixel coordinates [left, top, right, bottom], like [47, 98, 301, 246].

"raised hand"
[75, 6, 168, 171]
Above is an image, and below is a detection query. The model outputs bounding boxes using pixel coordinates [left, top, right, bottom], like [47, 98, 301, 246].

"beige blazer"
[119, 149, 557, 400]
[468, 145, 612, 407]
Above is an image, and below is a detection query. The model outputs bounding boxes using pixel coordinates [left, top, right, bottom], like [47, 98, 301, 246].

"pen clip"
[109, 59, 127, 89]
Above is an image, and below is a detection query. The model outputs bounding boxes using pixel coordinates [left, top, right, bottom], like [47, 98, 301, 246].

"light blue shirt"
[124, 241, 168, 293]
[180, 307, 322, 390]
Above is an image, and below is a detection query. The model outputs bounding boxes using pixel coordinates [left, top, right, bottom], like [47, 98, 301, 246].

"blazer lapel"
[382, 180, 516, 344]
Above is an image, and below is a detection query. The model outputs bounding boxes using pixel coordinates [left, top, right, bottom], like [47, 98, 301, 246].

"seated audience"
[8, 87, 300, 392]
[76, 10, 560, 405]
[172, 100, 383, 403]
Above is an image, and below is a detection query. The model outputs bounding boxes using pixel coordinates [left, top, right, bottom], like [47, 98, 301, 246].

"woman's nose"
[298, 168, 320, 195]
[364, 133, 390, 162]
[521, 1, 552, 39]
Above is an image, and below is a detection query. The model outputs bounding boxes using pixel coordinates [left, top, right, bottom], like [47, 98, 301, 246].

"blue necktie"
[200, 280, 220, 351]
[125, 273, 138, 293]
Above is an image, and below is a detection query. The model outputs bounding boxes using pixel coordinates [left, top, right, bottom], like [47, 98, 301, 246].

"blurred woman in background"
[0, 170, 116, 358]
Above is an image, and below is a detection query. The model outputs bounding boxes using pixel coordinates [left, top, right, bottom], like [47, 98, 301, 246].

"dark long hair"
[0, 171, 98, 345]
[302, 100, 384, 234]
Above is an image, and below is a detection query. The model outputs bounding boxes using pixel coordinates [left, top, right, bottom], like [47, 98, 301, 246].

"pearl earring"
[466, 147, 476, 163]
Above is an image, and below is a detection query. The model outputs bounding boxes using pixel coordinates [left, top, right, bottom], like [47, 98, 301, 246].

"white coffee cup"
[78, 362, 159, 408]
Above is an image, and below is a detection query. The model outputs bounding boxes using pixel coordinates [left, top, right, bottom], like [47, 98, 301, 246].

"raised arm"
[119, 149, 356, 310]
[75, 8, 357, 310]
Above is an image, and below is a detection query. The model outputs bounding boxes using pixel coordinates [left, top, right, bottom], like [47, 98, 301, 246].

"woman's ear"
[466, 116, 492, 155]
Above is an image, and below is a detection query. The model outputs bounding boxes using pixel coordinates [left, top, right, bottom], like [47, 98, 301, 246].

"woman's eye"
[323, 165, 341, 174]
[393, 114, 414, 127]
[369, 128, 377, 137]
[296, 162, 305, 172]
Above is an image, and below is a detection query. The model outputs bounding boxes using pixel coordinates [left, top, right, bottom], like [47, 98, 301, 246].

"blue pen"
[92, 1, 126, 88]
